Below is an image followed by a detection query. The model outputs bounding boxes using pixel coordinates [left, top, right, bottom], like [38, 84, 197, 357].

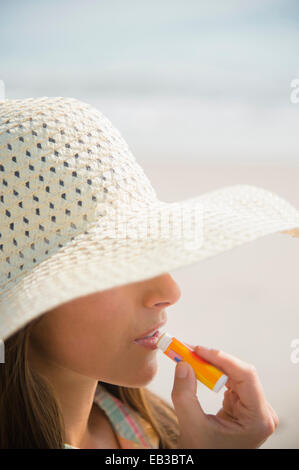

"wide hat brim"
[1, 183, 299, 341]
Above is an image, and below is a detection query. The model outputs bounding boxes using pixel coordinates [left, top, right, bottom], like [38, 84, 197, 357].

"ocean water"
[1, 0, 299, 164]
[89, 95, 299, 165]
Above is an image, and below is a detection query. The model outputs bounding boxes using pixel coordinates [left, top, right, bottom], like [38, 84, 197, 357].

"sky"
[1, 0, 299, 163]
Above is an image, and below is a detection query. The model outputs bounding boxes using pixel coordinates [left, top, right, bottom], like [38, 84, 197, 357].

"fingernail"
[176, 361, 189, 378]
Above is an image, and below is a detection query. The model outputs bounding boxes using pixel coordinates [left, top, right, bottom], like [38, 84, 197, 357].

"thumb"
[171, 361, 206, 426]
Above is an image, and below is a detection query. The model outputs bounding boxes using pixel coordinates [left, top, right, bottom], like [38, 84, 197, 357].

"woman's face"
[28, 273, 181, 387]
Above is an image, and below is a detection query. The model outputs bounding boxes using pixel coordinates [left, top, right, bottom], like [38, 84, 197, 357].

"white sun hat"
[0, 96, 298, 342]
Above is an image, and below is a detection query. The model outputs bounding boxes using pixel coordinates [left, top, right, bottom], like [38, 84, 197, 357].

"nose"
[144, 273, 181, 310]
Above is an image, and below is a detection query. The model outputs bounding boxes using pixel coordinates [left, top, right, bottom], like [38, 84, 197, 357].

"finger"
[185, 343, 198, 351]
[171, 361, 206, 428]
[267, 402, 279, 430]
[192, 345, 266, 412]
[218, 389, 239, 421]
[223, 388, 239, 411]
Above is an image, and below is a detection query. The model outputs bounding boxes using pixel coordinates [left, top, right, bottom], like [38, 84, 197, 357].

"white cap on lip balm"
[157, 331, 192, 352]
[156, 331, 173, 352]
[213, 373, 228, 392]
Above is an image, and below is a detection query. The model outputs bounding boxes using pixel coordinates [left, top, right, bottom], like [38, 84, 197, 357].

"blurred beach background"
[1, 0, 298, 448]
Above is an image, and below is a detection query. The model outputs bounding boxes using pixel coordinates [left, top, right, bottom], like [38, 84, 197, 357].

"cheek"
[30, 313, 114, 378]
[51, 324, 116, 377]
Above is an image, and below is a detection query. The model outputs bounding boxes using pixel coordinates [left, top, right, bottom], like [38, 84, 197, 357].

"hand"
[171, 345, 279, 449]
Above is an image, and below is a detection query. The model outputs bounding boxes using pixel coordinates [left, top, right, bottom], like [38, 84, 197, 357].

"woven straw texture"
[0, 96, 299, 341]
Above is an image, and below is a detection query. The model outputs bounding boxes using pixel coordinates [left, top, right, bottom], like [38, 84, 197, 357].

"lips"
[134, 330, 161, 350]
[134, 320, 166, 341]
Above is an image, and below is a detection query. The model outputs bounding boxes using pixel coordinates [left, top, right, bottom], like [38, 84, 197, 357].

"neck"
[28, 344, 99, 448]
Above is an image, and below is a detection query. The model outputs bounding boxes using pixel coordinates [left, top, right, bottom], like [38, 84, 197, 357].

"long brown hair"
[0, 320, 179, 449]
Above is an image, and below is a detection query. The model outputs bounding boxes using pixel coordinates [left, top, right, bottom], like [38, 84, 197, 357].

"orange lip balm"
[156, 331, 228, 392]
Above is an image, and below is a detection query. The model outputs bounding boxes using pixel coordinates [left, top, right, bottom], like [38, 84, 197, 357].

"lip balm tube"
[156, 331, 228, 393]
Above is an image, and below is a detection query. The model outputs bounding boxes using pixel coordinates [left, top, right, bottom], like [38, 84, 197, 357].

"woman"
[0, 96, 298, 448]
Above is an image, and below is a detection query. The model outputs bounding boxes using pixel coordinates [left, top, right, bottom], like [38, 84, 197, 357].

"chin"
[133, 360, 158, 387]
[115, 359, 158, 388]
